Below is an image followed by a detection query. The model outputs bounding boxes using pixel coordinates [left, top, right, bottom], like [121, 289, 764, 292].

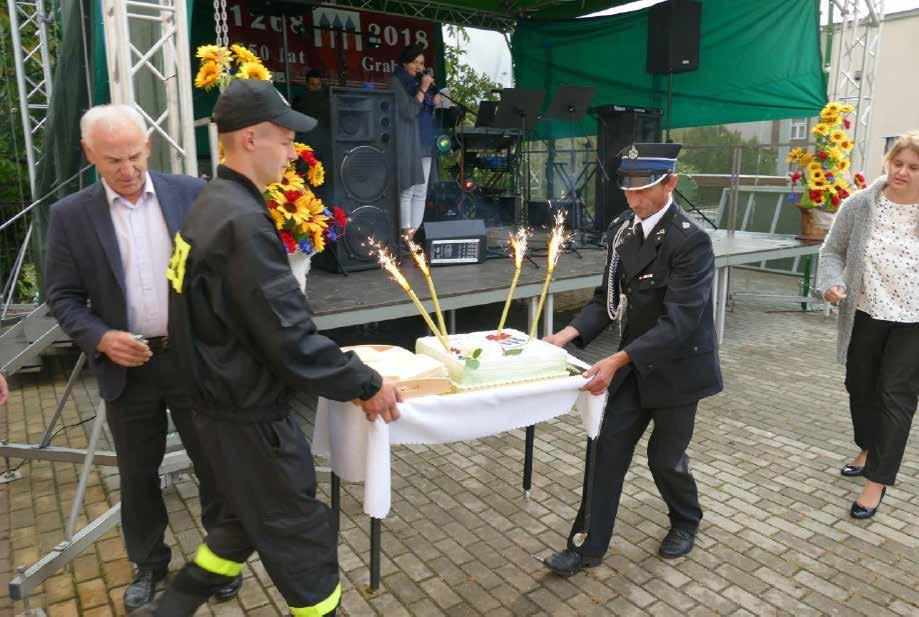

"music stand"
[492, 88, 545, 224]
[544, 86, 597, 245]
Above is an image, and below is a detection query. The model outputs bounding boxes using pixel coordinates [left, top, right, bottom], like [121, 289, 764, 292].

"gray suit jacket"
[44, 172, 205, 400]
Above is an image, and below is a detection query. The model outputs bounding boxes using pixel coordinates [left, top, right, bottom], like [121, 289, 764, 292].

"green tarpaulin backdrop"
[512, 0, 827, 139]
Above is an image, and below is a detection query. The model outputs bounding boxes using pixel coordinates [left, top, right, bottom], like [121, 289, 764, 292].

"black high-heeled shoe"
[850, 487, 886, 520]
[840, 463, 864, 477]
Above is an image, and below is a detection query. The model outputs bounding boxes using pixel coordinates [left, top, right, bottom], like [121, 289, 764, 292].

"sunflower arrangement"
[194, 43, 347, 255]
[786, 101, 868, 213]
[194, 43, 271, 90]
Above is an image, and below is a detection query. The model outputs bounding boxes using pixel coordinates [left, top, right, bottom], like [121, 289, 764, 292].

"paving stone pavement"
[2, 270, 919, 617]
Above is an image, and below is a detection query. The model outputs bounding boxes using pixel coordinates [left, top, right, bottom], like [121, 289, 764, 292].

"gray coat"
[388, 74, 424, 195]
[815, 176, 887, 363]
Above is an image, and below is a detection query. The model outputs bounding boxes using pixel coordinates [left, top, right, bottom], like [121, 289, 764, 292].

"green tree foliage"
[0, 12, 33, 204]
[442, 26, 502, 126]
[671, 125, 778, 176]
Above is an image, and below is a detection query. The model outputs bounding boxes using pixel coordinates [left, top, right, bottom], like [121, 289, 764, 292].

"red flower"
[831, 196, 840, 206]
[837, 188, 849, 199]
[817, 152, 828, 159]
[332, 206, 347, 228]
[267, 199, 278, 210]
[844, 119, 851, 129]
[279, 230, 297, 253]
[300, 150, 318, 166]
[809, 190, 822, 199]
[790, 172, 803, 185]
[284, 190, 302, 204]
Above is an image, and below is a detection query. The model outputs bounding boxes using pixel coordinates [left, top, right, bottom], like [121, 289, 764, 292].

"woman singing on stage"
[390, 44, 440, 240]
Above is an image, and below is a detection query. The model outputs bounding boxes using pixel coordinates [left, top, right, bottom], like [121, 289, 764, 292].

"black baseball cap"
[212, 79, 317, 133]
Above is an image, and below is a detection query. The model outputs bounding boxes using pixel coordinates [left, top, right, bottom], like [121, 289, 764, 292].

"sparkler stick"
[529, 212, 571, 341]
[373, 242, 451, 351]
[497, 228, 530, 334]
[406, 238, 447, 337]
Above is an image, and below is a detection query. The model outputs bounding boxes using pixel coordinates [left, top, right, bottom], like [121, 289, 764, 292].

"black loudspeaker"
[593, 105, 663, 230]
[417, 219, 487, 266]
[646, 0, 702, 75]
[314, 87, 398, 273]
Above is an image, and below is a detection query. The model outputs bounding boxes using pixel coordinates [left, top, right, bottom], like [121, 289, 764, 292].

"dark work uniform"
[565, 201, 722, 559]
[164, 165, 382, 615]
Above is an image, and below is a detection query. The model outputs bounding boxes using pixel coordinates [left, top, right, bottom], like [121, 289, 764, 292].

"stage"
[308, 230, 823, 342]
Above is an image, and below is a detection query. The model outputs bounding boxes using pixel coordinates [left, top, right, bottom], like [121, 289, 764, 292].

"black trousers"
[191, 412, 340, 612]
[568, 371, 702, 559]
[845, 310, 919, 485]
[104, 350, 221, 571]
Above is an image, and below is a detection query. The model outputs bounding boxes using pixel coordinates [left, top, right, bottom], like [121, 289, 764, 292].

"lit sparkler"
[529, 211, 571, 340]
[406, 237, 447, 337]
[497, 227, 531, 335]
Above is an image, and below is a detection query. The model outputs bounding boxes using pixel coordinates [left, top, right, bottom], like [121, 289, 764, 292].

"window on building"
[790, 119, 807, 141]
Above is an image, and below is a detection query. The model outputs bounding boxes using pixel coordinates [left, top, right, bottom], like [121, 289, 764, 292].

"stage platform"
[308, 230, 822, 341]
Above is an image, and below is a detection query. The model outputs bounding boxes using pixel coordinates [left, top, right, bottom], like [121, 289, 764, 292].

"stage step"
[0, 303, 68, 375]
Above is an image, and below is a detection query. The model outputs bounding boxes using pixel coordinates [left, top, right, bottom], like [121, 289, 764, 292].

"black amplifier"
[418, 219, 487, 266]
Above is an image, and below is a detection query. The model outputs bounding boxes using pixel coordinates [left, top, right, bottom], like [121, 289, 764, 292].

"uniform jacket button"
[693, 345, 699, 352]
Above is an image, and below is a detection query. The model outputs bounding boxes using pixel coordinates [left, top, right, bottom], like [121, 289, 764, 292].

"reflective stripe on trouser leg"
[289, 582, 341, 617]
[194, 543, 244, 577]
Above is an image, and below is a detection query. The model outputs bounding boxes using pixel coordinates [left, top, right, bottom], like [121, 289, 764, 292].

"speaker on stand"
[313, 87, 400, 274]
[592, 105, 663, 232]
[646, 0, 702, 141]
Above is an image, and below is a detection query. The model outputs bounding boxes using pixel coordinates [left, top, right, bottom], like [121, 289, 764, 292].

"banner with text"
[225, 1, 442, 86]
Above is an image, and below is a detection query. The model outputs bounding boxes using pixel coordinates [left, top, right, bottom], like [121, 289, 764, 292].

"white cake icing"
[415, 328, 569, 390]
[350, 346, 448, 381]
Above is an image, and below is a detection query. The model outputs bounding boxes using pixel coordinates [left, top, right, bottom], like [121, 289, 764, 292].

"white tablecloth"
[313, 358, 607, 518]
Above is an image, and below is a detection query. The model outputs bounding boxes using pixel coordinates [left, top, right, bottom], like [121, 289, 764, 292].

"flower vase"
[287, 251, 313, 295]
[796, 206, 835, 242]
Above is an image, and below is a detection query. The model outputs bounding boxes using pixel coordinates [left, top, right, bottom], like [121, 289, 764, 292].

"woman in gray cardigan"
[817, 130, 919, 520]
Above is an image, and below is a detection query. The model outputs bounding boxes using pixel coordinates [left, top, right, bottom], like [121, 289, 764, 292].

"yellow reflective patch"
[166, 232, 191, 294]
[289, 582, 341, 617]
[193, 544, 244, 578]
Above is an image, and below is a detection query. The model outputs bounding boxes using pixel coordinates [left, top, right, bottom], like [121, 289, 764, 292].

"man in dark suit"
[543, 143, 722, 576]
[44, 105, 241, 608]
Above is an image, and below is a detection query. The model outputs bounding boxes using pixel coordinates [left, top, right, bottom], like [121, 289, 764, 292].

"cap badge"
[627, 145, 639, 160]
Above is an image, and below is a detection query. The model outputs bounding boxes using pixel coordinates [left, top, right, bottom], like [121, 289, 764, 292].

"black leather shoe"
[124, 569, 167, 611]
[213, 574, 243, 602]
[840, 464, 864, 477]
[850, 487, 886, 520]
[659, 528, 696, 559]
[543, 549, 601, 577]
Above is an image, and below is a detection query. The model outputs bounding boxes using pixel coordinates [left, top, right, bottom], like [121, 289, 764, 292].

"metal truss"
[101, 0, 197, 176]
[319, 0, 516, 32]
[828, 0, 884, 172]
[6, 0, 55, 198]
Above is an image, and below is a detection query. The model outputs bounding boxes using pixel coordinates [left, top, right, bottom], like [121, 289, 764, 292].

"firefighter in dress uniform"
[136, 79, 402, 617]
[543, 143, 723, 576]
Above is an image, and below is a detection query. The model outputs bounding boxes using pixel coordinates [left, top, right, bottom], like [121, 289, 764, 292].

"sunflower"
[827, 147, 845, 162]
[194, 62, 222, 90]
[829, 130, 846, 144]
[307, 162, 324, 186]
[836, 159, 850, 172]
[807, 161, 823, 174]
[230, 44, 259, 64]
[812, 123, 830, 137]
[268, 207, 287, 230]
[820, 113, 840, 126]
[839, 139, 854, 152]
[799, 153, 814, 164]
[312, 231, 326, 254]
[237, 61, 271, 81]
[823, 101, 842, 115]
[787, 147, 804, 163]
[279, 169, 305, 192]
[840, 103, 855, 113]
[196, 45, 232, 66]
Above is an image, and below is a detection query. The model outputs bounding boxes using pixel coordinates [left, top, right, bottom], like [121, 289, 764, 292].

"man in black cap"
[136, 79, 402, 616]
[542, 142, 722, 576]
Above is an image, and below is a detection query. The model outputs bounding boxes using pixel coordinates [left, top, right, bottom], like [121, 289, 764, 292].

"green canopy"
[512, 0, 827, 138]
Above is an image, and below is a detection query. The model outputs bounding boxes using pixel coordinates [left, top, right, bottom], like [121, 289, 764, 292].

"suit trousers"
[845, 310, 919, 485]
[192, 412, 340, 612]
[568, 371, 702, 559]
[104, 349, 221, 571]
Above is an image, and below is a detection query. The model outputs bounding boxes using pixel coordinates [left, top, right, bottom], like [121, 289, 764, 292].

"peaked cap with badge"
[617, 142, 682, 191]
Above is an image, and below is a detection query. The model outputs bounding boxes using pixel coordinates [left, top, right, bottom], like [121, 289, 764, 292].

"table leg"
[331, 472, 340, 535]
[800, 255, 813, 311]
[370, 518, 381, 591]
[543, 293, 554, 337]
[715, 266, 729, 343]
[523, 425, 535, 500]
